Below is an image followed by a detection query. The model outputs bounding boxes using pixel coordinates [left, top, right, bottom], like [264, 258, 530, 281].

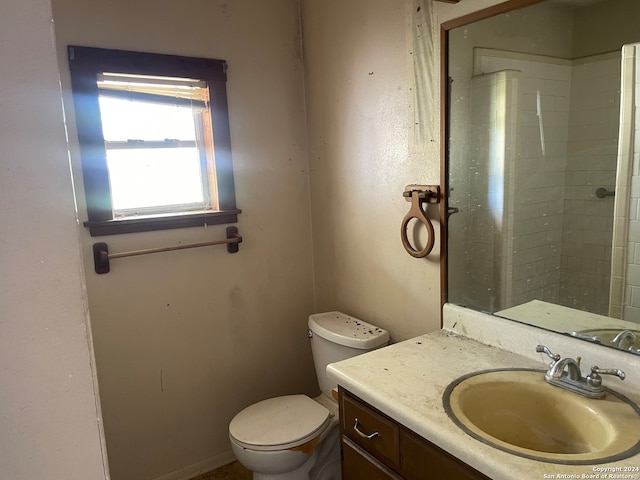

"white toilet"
[229, 311, 389, 480]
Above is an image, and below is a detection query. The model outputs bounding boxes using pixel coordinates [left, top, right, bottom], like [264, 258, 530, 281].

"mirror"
[445, 0, 640, 354]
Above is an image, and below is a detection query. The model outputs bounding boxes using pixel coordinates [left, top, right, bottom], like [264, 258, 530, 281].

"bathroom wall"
[572, 0, 640, 59]
[301, 0, 443, 343]
[51, 1, 318, 479]
[0, 0, 107, 478]
[561, 54, 620, 315]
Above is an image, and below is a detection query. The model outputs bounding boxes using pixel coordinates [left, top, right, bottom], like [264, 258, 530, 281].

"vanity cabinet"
[339, 388, 490, 480]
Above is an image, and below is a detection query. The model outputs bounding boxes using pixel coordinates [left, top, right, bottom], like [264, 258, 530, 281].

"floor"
[190, 461, 252, 480]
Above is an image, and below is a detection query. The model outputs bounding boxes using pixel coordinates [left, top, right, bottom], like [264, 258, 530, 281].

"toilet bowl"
[228, 312, 389, 480]
[229, 395, 339, 480]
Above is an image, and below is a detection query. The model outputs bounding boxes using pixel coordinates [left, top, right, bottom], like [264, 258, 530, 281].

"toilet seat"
[229, 395, 331, 451]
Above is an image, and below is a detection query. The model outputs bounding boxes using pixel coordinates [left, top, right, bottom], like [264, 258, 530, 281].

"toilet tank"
[309, 311, 389, 399]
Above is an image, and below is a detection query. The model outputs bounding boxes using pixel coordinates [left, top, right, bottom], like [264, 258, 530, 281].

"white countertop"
[327, 327, 640, 479]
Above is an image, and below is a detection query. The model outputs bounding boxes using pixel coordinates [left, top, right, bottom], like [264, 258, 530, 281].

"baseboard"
[152, 450, 237, 480]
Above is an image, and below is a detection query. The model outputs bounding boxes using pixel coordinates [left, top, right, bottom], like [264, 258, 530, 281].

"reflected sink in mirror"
[495, 301, 640, 356]
[443, 369, 640, 464]
[572, 329, 640, 353]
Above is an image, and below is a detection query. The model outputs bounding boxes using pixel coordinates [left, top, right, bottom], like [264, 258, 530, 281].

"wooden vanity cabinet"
[339, 387, 491, 480]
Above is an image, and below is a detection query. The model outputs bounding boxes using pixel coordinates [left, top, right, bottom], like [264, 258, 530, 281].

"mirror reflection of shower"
[449, 44, 632, 318]
[609, 43, 639, 321]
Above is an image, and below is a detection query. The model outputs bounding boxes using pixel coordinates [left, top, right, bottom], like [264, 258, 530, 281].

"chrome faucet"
[535, 345, 625, 399]
[611, 330, 637, 349]
[547, 357, 582, 381]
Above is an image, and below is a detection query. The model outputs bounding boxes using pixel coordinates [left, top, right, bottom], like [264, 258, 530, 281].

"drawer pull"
[353, 418, 380, 440]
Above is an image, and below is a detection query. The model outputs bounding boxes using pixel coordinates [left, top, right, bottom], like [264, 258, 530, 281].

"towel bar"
[92, 226, 242, 274]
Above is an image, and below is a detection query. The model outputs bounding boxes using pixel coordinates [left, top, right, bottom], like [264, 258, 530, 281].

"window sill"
[84, 209, 241, 237]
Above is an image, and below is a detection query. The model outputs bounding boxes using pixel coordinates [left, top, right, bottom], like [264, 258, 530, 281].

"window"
[68, 46, 239, 236]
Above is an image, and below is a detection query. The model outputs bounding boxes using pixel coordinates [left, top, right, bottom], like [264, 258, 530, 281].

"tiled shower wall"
[561, 53, 620, 315]
[615, 44, 640, 323]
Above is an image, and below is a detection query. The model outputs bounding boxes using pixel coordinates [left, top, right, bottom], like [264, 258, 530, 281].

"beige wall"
[0, 0, 107, 479]
[302, 0, 443, 342]
[52, 1, 318, 479]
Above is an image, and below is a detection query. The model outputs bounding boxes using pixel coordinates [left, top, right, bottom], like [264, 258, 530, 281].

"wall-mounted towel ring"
[401, 186, 440, 258]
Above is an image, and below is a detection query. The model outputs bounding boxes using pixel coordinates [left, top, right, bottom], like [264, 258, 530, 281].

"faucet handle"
[586, 366, 626, 388]
[536, 344, 561, 362]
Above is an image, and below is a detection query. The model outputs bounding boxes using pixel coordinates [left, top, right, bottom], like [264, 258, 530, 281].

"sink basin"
[443, 368, 640, 464]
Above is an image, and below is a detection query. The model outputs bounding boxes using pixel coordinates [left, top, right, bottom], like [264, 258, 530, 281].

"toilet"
[228, 311, 389, 480]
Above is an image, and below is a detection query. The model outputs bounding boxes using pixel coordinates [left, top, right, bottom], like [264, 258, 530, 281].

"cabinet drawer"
[342, 437, 402, 480]
[399, 429, 491, 480]
[341, 391, 399, 465]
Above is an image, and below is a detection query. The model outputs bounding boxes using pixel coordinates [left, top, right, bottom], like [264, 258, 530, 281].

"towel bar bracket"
[402, 185, 441, 204]
[93, 242, 111, 274]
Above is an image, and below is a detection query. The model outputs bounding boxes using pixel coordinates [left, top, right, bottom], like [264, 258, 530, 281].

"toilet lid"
[229, 395, 330, 451]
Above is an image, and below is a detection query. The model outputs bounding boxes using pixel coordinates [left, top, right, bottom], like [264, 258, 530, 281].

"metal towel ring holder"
[401, 186, 440, 258]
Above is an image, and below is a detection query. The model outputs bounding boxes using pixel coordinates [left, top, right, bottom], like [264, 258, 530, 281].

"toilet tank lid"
[308, 311, 389, 350]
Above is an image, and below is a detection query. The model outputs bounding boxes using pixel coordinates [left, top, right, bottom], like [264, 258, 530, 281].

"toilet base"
[251, 453, 314, 480]
[234, 422, 341, 480]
